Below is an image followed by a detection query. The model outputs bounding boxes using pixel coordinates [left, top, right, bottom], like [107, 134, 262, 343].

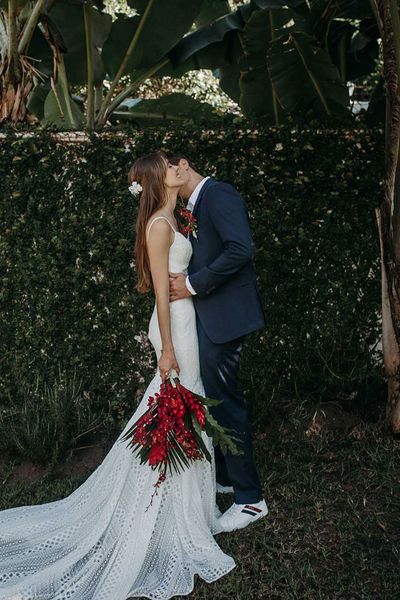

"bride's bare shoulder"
[146, 214, 174, 244]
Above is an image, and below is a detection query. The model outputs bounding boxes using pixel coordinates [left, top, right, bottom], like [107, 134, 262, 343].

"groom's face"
[165, 155, 191, 198]
[164, 159, 183, 189]
[174, 158, 191, 188]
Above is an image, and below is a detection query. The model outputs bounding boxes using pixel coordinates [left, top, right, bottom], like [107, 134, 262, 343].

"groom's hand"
[169, 272, 191, 302]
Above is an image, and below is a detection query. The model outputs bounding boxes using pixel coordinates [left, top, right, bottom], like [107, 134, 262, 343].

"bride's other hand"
[158, 349, 180, 382]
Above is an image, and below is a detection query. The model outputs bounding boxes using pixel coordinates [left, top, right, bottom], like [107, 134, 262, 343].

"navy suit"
[187, 177, 265, 503]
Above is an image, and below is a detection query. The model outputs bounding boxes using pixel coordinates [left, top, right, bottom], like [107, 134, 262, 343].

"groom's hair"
[165, 152, 198, 172]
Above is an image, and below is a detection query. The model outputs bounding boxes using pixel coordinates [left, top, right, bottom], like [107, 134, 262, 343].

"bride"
[0, 151, 236, 600]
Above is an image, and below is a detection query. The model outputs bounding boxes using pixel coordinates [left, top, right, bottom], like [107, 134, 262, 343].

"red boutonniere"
[175, 206, 198, 239]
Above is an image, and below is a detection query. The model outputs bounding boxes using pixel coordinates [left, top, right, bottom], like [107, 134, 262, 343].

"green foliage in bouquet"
[120, 378, 243, 474]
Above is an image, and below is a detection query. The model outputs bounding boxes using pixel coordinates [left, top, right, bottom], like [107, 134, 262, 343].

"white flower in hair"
[129, 181, 143, 195]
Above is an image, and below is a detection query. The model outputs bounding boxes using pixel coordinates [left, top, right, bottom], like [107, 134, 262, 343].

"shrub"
[0, 364, 103, 464]
[0, 123, 384, 437]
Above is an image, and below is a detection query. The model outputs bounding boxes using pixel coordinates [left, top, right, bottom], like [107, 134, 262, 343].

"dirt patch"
[0, 457, 51, 484]
[0, 439, 109, 485]
[304, 401, 360, 438]
[57, 444, 106, 479]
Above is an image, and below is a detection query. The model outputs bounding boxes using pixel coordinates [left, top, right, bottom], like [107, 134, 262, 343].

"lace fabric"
[0, 225, 236, 599]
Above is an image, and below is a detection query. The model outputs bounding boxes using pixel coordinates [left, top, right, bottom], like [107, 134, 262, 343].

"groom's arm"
[188, 183, 255, 297]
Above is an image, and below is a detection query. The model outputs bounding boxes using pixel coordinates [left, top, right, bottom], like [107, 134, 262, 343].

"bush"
[0, 364, 104, 465]
[0, 124, 384, 439]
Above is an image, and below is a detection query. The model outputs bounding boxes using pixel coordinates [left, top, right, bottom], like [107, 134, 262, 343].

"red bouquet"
[120, 377, 243, 510]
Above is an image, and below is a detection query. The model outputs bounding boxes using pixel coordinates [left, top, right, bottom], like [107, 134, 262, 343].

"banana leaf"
[267, 30, 350, 118]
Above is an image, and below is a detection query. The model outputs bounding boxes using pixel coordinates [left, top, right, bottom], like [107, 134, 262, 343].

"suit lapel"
[192, 177, 216, 219]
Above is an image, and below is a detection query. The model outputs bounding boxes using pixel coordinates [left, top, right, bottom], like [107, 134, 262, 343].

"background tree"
[371, 0, 400, 432]
[0, 0, 219, 128]
[0, 0, 383, 129]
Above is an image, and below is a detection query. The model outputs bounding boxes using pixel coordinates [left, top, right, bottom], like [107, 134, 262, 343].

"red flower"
[148, 442, 168, 466]
[175, 206, 198, 237]
[120, 376, 243, 511]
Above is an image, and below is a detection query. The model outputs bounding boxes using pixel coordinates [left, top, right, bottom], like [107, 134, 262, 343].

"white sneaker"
[217, 499, 268, 532]
[216, 482, 234, 494]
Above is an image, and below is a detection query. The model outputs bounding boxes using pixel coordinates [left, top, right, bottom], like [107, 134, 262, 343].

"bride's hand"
[158, 349, 180, 382]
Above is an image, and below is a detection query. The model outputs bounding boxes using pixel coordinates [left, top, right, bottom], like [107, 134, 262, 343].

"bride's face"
[163, 160, 182, 190]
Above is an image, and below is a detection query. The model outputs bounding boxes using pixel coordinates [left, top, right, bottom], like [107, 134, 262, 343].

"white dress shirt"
[185, 176, 210, 295]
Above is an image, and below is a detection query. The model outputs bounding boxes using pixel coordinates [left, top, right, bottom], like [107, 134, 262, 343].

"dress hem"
[126, 560, 237, 600]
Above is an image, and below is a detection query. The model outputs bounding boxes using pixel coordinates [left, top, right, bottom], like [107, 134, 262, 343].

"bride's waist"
[151, 298, 193, 318]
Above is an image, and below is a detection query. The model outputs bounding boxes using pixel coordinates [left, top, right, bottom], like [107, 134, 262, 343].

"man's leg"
[196, 316, 263, 504]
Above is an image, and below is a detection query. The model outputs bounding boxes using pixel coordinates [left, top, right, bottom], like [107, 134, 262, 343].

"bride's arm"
[147, 219, 180, 381]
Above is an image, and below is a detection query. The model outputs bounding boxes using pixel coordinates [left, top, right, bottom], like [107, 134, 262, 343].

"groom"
[167, 152, 268, 533]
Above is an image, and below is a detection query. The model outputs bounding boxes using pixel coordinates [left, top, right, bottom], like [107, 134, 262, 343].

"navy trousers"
[196, 315, 263, 504]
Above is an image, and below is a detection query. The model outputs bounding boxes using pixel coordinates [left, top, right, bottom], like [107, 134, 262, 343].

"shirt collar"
[186, 176, 210, 211]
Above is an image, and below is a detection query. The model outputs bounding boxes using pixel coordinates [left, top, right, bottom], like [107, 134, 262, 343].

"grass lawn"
[0, 404, 399, 599]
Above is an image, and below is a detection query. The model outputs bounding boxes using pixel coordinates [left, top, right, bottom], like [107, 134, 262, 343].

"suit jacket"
[187, 177, 266, 343]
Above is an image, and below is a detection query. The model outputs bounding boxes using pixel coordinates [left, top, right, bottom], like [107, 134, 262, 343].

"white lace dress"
[0, 217, 236, 600]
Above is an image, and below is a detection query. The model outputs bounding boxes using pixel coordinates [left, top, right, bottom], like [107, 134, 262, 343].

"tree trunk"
[0, 1, 47, 123]
[372, 0, 400, 431]
[376, 208, 400, 431]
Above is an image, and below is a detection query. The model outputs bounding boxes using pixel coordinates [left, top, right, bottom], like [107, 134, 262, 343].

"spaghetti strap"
[146, 216, 177, 240]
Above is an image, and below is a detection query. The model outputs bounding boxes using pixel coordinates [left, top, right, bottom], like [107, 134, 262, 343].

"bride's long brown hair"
[128, 151, 169, 293]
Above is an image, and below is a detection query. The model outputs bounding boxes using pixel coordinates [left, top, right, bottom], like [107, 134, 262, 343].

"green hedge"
[0, 124, 384, 431]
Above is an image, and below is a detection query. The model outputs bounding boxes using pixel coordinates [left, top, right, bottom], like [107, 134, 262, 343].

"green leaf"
[42, 82, 86, 130]
[345, 23, 380, 81]
[194, 392, 222, 407]
[326, 20, 357, 82]
[116, 93, 220, 122]
[239, 7, 292, 122]
[27, 27, 53, 78]
[169, 436, 191, 471]
[325, 18, 379, 83]
[366, 77, 385, 125]
[102, 0, 203, 79]
[191, 414, 212, 462]
[217, 32, 242, 104]
[330, 0, 373, 19]
[254, 0, 305, 7]
[204, 411, 244, 456]
[168, 448, 183, 473]
[47, 0, 112, 85]
[267, 31, 350, 118]
[0, 0, 29, 7]
[195, 0, 231, 28]
[27, 82, 51, 120]
[163, 3, 254, 76]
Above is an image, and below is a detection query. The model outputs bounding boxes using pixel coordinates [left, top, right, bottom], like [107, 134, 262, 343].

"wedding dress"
[0, 217, 236, 600]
